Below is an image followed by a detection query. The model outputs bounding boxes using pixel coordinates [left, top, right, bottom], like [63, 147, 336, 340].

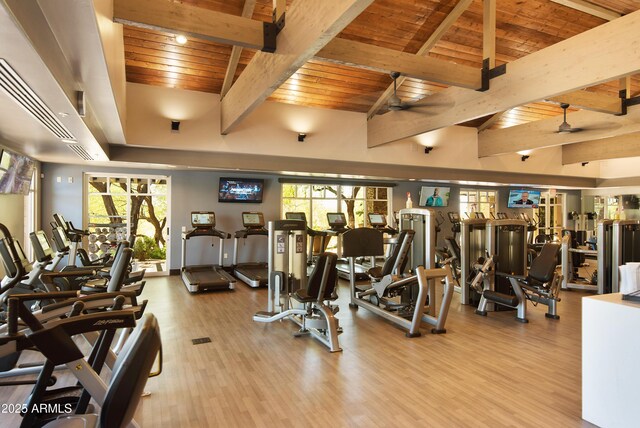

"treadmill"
[232, 212, 268, 288]
[181, 211, 236, 292]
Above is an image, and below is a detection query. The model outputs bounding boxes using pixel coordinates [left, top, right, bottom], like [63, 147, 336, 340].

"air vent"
[66, 143, 94, 161]
[0, 59, 76, 140]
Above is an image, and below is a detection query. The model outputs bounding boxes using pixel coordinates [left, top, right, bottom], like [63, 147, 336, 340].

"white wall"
[125, 83, 598, 179]
[599, 157, 640, 179]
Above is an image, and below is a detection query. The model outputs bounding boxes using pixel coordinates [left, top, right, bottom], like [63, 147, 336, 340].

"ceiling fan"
[557, 103, 583, 133]
[386, 71, 452, 113]
[388, 71, 410, 111]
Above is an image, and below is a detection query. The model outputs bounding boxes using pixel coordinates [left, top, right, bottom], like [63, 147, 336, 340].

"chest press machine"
[343, 226, 454, 338]
[253, 220, 342, 353]
[471, 242, 562, 323]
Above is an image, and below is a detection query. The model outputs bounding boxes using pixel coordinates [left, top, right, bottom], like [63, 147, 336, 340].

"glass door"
[536, 192, 565, 240]
[86, 174, 170, 276]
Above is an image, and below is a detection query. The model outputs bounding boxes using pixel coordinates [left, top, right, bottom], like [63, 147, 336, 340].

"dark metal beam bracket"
[262, 22, 277, 53]
[273, 9, 286, 34]
[620, 90, 640, 116]
[478, 58, 506, 92]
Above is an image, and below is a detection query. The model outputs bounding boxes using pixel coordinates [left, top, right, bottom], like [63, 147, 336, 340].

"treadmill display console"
[285, 212, 306, 222]
[368, 213, 386, 227]
[242, 212, 264, 228]
[448, 212, 461, 222]
[191, 212, 216, 228]
[327, 213, 347, 229]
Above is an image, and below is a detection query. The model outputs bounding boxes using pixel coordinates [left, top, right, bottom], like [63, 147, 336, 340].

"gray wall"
[394, 182, 581, 247]
[40, 163, 583, 271]
[41, 163, 280, 271]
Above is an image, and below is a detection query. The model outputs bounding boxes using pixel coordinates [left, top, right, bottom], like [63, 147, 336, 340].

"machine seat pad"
[495, 271, 527, 283]
[368, 266, 383, 279]
[81, 285, 107, 294]
[292, 289, 319, 303]
[482, 290, 519, 307]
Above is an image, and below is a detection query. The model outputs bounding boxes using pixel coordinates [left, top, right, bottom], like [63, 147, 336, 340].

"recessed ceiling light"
[175, 35, 187, 45]
[58, 112, 69, 117]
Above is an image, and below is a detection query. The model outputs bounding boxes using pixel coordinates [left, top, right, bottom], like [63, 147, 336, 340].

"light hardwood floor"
[1, 276, 596, 427]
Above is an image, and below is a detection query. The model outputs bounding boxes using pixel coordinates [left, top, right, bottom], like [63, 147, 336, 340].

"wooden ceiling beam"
[315, 38, 481, 90]
[478, 106, 640, 157]
[220, 0, 257, 98]
[546, 90, 622, 115]
[620, 76, 631, 98]
[273, 0, 286, 25]
[367, 10, 640, 148]
[562, 133, 640, 164]
[220, 0, 374, 134]
[365, 0, 473, 119]
[113, 0, 268, 51]
[483, 0, 496, 69]
[549, 0, 621, 21]
[477, 110, 505, 132]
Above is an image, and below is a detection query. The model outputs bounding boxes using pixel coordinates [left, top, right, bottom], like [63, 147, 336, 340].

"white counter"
[583, 293, 640, 428]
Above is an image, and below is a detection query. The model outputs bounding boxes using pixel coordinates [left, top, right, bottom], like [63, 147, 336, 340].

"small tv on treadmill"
[218, 178, 264, 203]
[327, 213, 347, 228]
[285, 212, 307, 222]
[191, 212, 215, 227]
[368, 213, 387, 227]
[242, 212, 264, 228]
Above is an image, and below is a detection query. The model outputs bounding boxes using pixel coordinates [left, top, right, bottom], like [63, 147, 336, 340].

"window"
[460, 189, 496, 219]
[281, 184, 392, 230]
[536, 192, 565, 239]
[85, 173, 170, 275]
[606, 196, 619, 220]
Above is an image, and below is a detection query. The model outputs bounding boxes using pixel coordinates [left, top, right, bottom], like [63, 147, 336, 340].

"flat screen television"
[218, 178, 264, 203]
[508, 190, 541, 208]
[0, 149, 35, 195]
[622, 195, 640, 210]
[419, 186, 450, 207]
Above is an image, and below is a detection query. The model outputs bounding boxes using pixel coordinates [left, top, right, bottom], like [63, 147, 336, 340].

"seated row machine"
[472, 242, 562, 322]
[343, 228, 454, 337]
[253, 220, 342, 352]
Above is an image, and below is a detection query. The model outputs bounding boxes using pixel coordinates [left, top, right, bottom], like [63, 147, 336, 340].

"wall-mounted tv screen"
[622, 195, 640, 210]
[508, 190, 541, 208]
[419, 186, 450, 207]
[0, 149, 35, 195]
[218, 177, 264, 203]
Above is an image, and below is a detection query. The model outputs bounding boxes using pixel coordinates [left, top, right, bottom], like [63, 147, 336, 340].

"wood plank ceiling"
[122, 0, 640, 131]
